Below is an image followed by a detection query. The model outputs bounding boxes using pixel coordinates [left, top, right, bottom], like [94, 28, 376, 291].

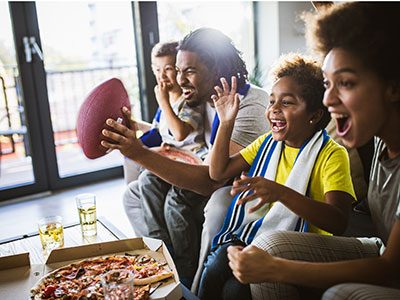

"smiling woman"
[226, 3, 400, 300]
[322, 48, 391, 149]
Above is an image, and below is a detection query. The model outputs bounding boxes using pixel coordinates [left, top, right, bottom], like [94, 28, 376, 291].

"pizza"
[30, 254, 174, 300]
[154, 147, 202, 165]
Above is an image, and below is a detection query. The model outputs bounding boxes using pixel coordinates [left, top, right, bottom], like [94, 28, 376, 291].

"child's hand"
[101, 106, 145, 159]
[154, 82, 170, 110]
[160, 142, 173, 151]
[231, 173, 284, 213]
[211, 76, 240, 124]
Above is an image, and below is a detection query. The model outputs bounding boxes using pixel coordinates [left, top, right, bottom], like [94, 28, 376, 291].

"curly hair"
[151, 41, 179, 58]
[304, 2, 400, 83]
[269, 53, 330, 130]
[178, 28, 248, 89]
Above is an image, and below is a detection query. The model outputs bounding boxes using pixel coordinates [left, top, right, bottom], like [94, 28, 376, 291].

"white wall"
[255, 1, 314, 88]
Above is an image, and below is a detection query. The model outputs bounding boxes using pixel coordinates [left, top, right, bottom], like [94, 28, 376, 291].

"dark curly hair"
[269, 53, 330, 130]
[151, 41, 179, 58]
[178, 28, 248, 89]
[304, 2, 400, 84]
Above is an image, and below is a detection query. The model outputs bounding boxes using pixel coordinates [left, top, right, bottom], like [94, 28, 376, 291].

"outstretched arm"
[155, 83, 193, 141]
[102, 107, 223, 196]
[228, 219, 400, 288]
[209, 77, 250, 181]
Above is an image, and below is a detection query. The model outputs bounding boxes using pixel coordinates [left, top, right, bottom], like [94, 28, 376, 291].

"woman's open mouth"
[332, 113, 351, 137]
[271, 119, 287, 132]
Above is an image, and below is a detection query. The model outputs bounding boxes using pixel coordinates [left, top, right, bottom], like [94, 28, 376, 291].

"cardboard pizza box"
[0, 237, 182, 300]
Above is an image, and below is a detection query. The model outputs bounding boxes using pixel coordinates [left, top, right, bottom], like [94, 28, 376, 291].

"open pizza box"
[0, 237, 182, 299]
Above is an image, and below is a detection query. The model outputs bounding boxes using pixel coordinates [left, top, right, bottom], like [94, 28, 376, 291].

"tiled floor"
[0, 177, 136, 242]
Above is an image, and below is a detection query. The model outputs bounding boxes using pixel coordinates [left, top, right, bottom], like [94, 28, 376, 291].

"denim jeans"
[138, 170, 207, 286]
[198, 242, 251, 300]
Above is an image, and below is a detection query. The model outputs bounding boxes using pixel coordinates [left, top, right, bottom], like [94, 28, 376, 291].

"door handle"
[22, 36, 44, 63]
[23, 36, 32, 63]
[29, 37, 44, 61]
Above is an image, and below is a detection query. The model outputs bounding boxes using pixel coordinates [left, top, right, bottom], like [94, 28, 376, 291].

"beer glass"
[75, 193, 97, 236]
[38, 216, 64, 253]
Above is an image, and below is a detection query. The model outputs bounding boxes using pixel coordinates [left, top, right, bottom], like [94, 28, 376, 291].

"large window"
[157, 2, 256, 72]
[36, 2, 140, 177]
[1, 2, 141, 200]
[1, 2, 257, 200]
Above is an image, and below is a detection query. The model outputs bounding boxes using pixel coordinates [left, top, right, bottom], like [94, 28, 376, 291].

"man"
[101, 28, 268, 287]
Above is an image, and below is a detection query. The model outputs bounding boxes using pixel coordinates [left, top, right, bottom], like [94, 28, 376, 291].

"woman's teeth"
[331, 113, 349, 119]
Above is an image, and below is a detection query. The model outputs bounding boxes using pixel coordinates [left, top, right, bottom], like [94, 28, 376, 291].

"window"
[36, 2, 140, 177]
[157, 2, 255, 72]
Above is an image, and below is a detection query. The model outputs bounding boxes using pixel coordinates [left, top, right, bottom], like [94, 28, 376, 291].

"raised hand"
[211, 76, 240, 124]
[227, 245, 276, 284]
[101, 106, 145, 159]
[231, 173, 285, 213]
[154, 82, 170, 110]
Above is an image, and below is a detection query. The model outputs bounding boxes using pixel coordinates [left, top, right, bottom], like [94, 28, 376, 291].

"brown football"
[76, 78, 130, 159]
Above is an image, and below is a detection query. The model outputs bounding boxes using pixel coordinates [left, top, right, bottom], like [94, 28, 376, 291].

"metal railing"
[0, 64, 140, 154]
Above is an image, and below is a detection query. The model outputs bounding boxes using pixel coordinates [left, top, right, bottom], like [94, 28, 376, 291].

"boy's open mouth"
[332, 113, 351, 136]
[271, 119, 287, 132]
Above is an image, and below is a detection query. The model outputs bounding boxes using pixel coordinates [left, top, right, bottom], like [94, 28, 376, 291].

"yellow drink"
[78, 205, 97, 236]
[38, 218, 64, 252]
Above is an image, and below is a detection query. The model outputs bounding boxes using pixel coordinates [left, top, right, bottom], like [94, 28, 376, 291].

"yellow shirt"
[240, 133, 356, 235]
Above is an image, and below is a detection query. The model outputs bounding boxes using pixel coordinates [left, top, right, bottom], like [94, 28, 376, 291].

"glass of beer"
[38, 216, 64, 253]
[75, 193, 97, 236]
[102, 269, 134, 300]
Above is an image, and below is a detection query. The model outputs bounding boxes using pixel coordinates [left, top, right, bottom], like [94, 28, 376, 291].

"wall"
[255, 1, 314, 88]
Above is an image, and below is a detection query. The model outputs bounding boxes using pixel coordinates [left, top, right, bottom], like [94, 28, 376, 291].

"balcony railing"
[0, 64, 139, 155]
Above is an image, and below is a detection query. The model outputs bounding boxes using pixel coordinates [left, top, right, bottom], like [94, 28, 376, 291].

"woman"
[227, 2, 400, 299]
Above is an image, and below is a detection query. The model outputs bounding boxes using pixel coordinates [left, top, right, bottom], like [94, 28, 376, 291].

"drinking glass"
[75, 193, 97, 236]
[102, 269, 134, 300]
[38, 216, 64, 253]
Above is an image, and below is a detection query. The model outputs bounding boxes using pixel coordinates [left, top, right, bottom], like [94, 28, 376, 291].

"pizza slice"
[152, 146, 202, 165]
[132, 254, 174, 285]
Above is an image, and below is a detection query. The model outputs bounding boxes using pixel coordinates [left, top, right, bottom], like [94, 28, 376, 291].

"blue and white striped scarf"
[212, 129, 330, 248]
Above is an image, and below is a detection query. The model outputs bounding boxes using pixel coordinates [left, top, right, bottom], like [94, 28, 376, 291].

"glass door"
[35, 2, 140, 179]
[1, 2, 142, 200]
[0, 2, 37, 192]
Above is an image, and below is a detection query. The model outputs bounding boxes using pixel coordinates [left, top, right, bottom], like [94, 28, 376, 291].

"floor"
[0, 177, 136, 242]
[0, 175, 376, 244]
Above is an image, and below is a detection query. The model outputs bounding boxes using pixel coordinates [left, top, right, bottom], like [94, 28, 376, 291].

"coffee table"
[0, 216, 122, 264]
[0, 216, 199, 299]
